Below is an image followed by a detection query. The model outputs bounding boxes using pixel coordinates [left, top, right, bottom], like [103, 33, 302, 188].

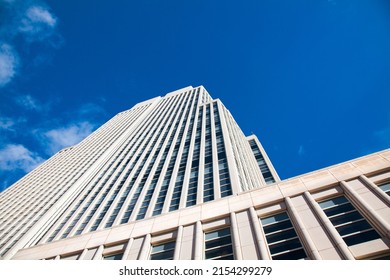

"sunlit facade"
[0, 86, 389, 260]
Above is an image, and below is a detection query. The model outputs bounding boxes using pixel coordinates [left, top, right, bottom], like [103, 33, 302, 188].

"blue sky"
[1, 0, 390, 192]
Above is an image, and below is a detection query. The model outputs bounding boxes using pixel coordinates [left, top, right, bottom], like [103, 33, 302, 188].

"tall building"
[0, 86, 389, 260]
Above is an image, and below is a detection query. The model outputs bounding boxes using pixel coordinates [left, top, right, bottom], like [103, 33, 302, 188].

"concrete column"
[194, 221, 203, 260]
[173, 226, 183, 260]
[340, 181, 390, 238]
[230, 212, 243, 260]
[359, 175, 390, 207]
[93, 245, 104, 260]
[248, 207, 270, 260]
[303, 192, 354, 260]
[78, 248, 88, 260]
[138, 234, 151, 260]
[122, 238, 134, 260]
[285, 197, 322, 260]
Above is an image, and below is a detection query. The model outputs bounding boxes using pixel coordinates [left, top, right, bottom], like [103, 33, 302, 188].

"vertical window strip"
[249, 140, 275, 184]
[213, 103, 232, 197]
[168, 92, 197, 212]
[186, 105, 203, 207]
[203, 105, 214, 202]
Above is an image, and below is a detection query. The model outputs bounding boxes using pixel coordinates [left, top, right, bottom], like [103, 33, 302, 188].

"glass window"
[261, 212, 307, 260]
[103, 253, 123, 260]
[319, 196, 381, 246]
[379, 182, 390, 196]
[204, 227, 234, 260]
[150, 240, 175, 260]
[60, 253, 80, 260]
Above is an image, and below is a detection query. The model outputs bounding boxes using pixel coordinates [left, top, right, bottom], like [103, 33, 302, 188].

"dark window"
[150, 240, 175, 260]
[204, 227, 234, 260]
[103, 253, 123, 260]
[318, 196, 381, 246]
[261, 212, 307, 260]
[379, 182, 390, 196]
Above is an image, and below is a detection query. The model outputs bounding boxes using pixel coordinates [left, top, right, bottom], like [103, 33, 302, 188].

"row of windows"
[45, 187, 388, 261]
[110, 192, 385, 260]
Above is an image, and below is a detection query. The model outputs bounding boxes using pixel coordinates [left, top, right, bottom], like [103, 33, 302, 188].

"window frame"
[260, 211, 308, 260]
[204, 226, 234, 260]
[318, 195, 381, 246]
[149, 239, 176, 260]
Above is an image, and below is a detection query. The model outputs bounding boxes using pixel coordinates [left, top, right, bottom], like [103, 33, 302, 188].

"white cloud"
[43, 122, 95, 154]
[0, 2, 61, 88]
[0, 43, 18, 87]
[0, 117, 16, 130]
[18, 6, 57, 40]
[0, 117, 26, 131]
[16, 94, 44, 111]
[0, 144, 44, 172]
[26, 6, 56, 27]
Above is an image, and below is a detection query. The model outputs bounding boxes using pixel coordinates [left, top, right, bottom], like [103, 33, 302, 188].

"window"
[103, 253, 123, 260]
[102, 242, 126, 260]
[261, 212, 307, 260]
[60, 253, 80, 260]
[318, 196, 381, 246]
[204, 227, 234, 260]
[150, 241, 175, 260]
[379, 182, 390, 196]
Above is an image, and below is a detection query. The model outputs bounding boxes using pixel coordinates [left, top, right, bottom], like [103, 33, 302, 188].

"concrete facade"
[10, 149, 390, 260]
[1, 86, 390, 260]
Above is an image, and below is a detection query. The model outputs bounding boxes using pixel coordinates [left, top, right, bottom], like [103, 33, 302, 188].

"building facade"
[0, 86, 389, 260]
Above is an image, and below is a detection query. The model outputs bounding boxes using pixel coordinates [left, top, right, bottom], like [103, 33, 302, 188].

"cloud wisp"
[18, 5, 58, 42]
[0, 144, 44, 172]
[0, 1, 61, 88]
[0, 43, 19, 87]
[0, 116, 26, 131]
[15, 94, 47, 112]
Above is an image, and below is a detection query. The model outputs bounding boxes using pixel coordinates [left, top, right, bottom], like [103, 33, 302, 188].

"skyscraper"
[0, 86, 389, 260]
